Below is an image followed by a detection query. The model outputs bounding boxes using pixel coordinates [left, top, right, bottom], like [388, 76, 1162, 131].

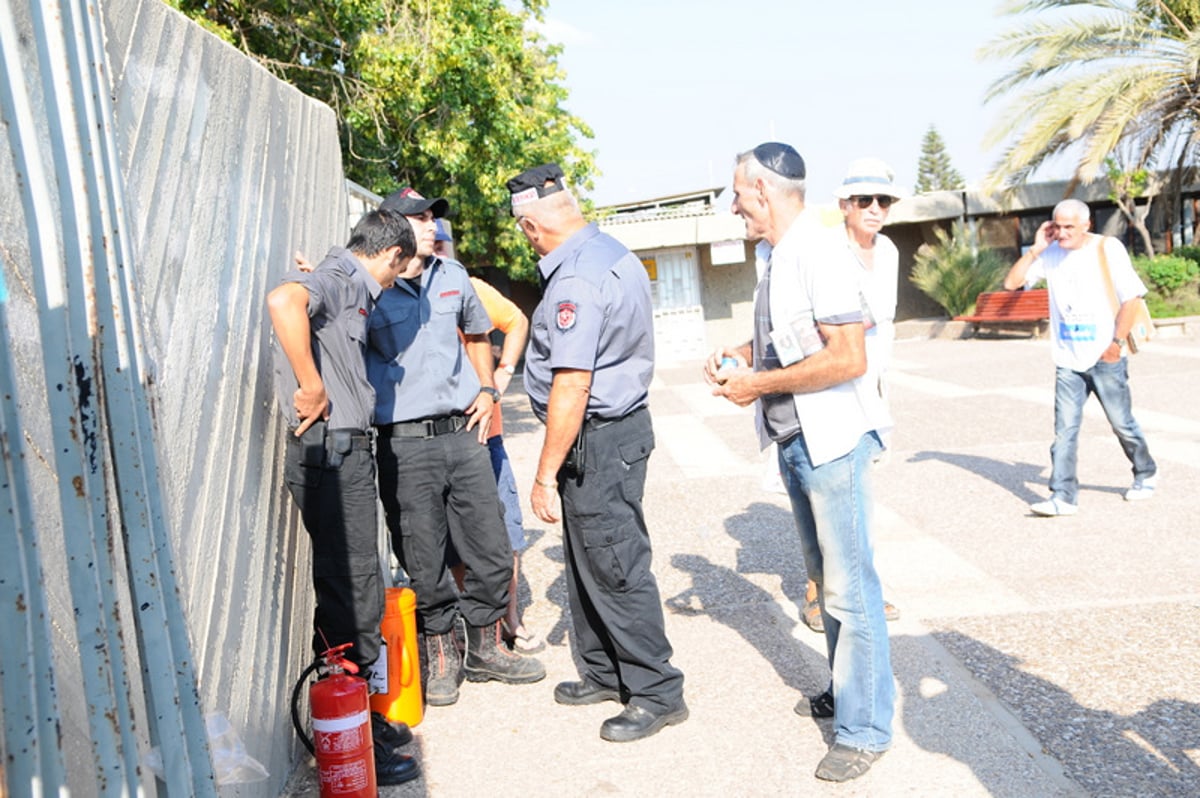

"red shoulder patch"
[556, 301, 577, 331]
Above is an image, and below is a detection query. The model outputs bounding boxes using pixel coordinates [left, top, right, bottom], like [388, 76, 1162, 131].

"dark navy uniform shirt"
[365, 256, 491, 423]
[524, 223, 654, 421]
[272, 246, 382, 431]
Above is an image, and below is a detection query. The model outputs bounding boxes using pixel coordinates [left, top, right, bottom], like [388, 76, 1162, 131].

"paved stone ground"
[285, 326, 1200, 797]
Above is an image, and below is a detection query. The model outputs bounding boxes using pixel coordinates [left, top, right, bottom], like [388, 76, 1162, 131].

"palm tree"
[980, 1, 1200, 254]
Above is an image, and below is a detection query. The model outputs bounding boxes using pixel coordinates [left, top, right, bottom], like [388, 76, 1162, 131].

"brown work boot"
[423, 631, 462, 706]
[463, 620, 546, 684]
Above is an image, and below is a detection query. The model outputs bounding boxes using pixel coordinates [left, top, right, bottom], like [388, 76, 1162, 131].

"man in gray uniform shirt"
[368, 187, 545, 707]
[268, 209, 419, 785]
[508, 163, 686, 743]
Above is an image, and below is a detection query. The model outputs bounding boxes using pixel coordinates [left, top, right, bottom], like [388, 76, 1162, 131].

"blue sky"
[539, 1, 1034, 207]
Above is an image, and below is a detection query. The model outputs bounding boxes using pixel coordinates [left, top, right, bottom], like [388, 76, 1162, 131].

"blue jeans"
[488, 435, 528, 553]
[1049, 358, 1156, 505]
[778, 430, 893, 752]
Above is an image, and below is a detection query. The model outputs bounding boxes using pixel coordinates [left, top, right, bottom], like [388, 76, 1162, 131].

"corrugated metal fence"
[1, 0, 349, 794]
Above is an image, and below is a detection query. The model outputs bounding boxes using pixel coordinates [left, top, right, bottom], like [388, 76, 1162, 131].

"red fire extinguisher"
[292, 643, 376, 798]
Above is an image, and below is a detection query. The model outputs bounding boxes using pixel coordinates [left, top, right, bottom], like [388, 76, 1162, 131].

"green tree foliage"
[914, 125, 964, 193]
[980, 0, 1200, 199]
[170, 0, 597, 280]
[910, 222, 1009, 317]
[1104, 156, 1157, 255]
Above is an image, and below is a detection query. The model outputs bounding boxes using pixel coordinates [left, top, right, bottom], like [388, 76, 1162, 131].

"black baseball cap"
[379, 187, 449, 218]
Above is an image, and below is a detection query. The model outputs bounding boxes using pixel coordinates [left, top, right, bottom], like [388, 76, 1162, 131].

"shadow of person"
[903, 630, 1200, 796]
[907, 451, 1050, 505]
[663, 501, 832, 734]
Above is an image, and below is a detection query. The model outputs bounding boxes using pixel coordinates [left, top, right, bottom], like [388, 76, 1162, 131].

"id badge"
[770, 313, 824, 367]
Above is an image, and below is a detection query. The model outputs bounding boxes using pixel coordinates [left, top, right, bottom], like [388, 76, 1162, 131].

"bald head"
[516, 188, 586, 256]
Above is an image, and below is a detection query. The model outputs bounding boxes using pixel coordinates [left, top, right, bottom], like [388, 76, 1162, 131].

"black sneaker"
[794, 689, 834, 718]
[814, 743, 883, 782]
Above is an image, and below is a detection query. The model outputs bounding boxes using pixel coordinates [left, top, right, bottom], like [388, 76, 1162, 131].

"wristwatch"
[499, 363, 516, 375]
[479, 386, 501, 402]
[1113, 337, 1127, 349]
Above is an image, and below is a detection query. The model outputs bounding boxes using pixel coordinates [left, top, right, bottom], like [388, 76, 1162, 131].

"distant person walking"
[509, 162, 687, 743]
[705, 142, 893, 783]
[1003, 198, 1158, 516]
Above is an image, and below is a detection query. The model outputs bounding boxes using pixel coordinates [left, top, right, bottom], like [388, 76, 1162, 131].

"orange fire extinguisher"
[293, 643, 375, 798]
[369, 586, 423, 728]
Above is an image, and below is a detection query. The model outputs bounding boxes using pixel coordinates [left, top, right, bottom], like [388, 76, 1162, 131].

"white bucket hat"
[834, 158, 906, 200]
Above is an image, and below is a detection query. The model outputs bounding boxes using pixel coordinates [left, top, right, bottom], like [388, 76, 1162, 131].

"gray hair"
[735, 149, 806, 200]
[1053, 198, 1091, 222]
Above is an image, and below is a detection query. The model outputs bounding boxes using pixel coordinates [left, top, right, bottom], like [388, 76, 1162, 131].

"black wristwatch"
[479, 386, 501, 402]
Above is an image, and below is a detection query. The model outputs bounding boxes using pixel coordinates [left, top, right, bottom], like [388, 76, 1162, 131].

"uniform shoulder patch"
[556, 300, 577, 331]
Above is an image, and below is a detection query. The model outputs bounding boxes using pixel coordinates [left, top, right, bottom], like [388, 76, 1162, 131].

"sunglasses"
[849, 195, 895, 210]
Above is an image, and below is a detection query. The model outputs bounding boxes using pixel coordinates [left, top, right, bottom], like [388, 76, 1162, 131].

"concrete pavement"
[285, 326, 1200, 797]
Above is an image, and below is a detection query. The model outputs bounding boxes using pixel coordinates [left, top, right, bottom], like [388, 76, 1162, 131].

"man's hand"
[712, 368, 758, 407]
[294, 251, 313, 272]
[293, 381, 329, 435]
[464, 391, 495, 444]
[531, 478, 560, 523]
[1032, 221, 1056, 255]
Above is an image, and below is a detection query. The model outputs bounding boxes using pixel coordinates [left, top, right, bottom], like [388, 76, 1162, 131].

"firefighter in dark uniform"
[367, 188, 545, 707]
[268, 209, 419, 785]
[508, 163, 687, 743]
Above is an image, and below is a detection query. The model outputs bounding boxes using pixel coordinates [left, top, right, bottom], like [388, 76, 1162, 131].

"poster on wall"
[710, 240, 745, 266]
[640, 256, 658, 281]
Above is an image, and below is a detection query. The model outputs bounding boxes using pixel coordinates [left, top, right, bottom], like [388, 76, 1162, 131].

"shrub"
[1132, 254, 1200, 317]
[1169, 244, 1200, 266]
[911, 222, 1010, 317]
[1132, 254, 1199, 295]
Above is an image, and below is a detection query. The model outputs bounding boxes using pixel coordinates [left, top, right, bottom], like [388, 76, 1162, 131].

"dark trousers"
[284, 426, 383, 669]
[559, 407, 684, 712]
[376, 427, 512, 634]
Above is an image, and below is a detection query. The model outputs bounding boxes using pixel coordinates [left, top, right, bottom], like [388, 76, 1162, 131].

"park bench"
[955, 288, 1050, 338]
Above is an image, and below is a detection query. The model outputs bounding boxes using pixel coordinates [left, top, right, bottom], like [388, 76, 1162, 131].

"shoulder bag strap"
[1094, 235, 1121, 318]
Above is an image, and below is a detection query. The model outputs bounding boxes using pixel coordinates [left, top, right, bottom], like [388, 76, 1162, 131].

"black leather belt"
[377, 415, 467, 439]
[286, 426, 373, 450]
[586, 406, 646, 430]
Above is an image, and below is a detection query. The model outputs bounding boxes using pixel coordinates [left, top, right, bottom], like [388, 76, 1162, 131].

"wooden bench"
[955, 288, 1050, 338]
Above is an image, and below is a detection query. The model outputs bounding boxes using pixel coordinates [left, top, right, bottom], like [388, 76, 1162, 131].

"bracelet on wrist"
[534, 477, 557, 489]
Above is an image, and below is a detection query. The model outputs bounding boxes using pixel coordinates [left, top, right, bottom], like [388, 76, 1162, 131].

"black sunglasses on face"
[850, 195, 895, 209]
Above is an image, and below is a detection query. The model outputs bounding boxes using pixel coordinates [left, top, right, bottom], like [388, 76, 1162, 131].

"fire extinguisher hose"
[290, 657, 322, 756]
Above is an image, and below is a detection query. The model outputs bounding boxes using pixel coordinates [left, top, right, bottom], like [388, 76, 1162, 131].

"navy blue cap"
[507, 163, 567, 214]
[434, 218, 452, 242]
[753, 142, 806, 180]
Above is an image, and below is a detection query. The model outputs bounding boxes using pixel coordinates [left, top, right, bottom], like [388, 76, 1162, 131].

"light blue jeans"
[1049, 358, 1156, 505]
[778, 430, 893, 752]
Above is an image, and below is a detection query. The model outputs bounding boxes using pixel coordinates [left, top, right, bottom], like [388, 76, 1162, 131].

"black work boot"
[463, 619, 546, 684]
[423, 631, 462, 706]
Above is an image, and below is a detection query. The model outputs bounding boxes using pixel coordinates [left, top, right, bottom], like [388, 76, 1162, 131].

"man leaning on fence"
[1003, 198, 1158, 517]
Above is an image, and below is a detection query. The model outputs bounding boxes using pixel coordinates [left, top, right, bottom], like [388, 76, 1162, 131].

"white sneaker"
[1030, 497, 1078, 516]
[1124, 475, 1157, 501]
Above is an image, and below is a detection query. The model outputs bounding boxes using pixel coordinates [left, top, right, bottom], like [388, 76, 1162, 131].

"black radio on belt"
[562, 424, 587, 479]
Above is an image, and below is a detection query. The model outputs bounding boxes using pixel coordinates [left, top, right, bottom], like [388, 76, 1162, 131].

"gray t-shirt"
[272, 246, 382, 430]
